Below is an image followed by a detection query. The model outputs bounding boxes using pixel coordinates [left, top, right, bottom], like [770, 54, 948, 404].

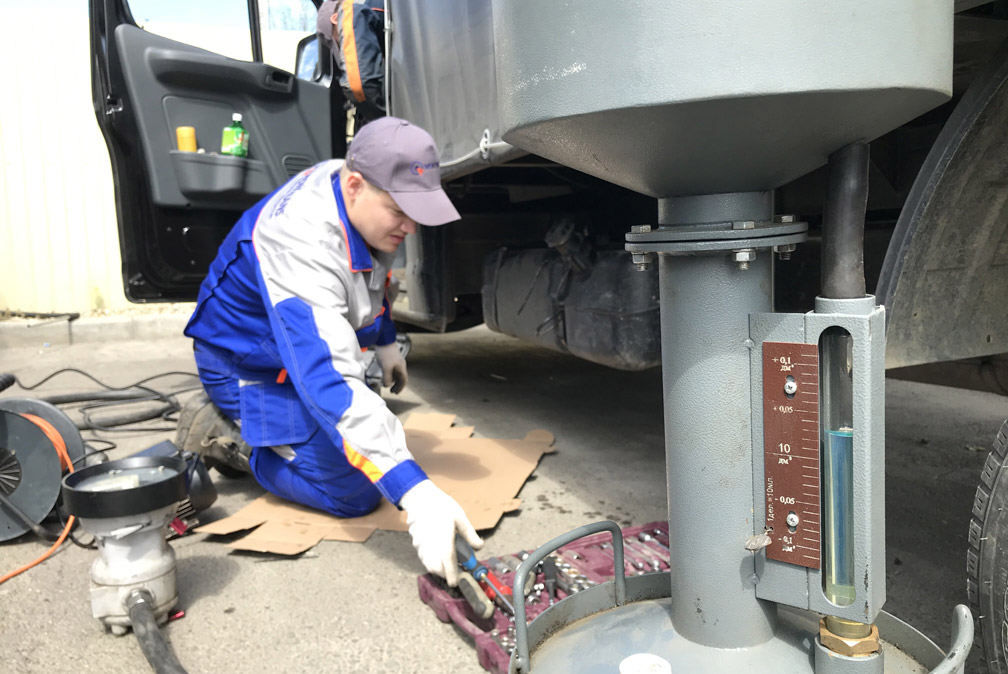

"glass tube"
[820, 328, 855, 606]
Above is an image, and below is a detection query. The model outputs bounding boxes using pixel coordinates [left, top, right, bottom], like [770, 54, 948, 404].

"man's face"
[343, 173, 418, 254]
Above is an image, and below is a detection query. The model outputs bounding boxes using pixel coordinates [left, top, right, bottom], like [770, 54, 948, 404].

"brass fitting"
[819, 618, 881, 657]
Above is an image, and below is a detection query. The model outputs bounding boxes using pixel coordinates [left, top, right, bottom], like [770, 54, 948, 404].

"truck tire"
[968, 419, 1008, 673]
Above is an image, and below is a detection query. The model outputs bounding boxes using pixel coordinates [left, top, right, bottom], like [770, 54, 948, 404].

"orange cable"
[0, 413, 76, 585]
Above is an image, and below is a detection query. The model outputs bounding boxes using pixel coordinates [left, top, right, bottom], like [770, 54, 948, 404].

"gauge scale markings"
[762, 342, 821, 569]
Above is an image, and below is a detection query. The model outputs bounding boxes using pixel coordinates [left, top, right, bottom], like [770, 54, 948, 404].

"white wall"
[0, 9, 129, 314]
[0, 7, 311, 314]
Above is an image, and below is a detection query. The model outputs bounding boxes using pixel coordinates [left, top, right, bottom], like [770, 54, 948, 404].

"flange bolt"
[632, 252, 655, 272]
[733, 249, 756, 270]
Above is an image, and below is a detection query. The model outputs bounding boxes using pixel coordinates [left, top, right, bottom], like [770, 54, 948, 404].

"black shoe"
[175, 392, 251, 476]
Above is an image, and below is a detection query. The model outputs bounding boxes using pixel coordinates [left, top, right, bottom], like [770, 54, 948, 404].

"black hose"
[821, 141, 870, 300]
[0, 374, 14, 394]
[40, 390, 154, 405]
[77, 401, 178, 431]
[126, 591, 189, 674]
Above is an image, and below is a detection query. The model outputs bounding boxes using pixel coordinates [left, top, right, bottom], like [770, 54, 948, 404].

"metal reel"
[0, 410, 63, 541]
[0, 398, 86, 466]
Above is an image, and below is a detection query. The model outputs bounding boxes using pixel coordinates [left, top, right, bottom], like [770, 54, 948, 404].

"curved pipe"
[821, 141, 870, 300]
[126, 590, 189, 674]
[511, 520, 627, 674]
[930, 604, 974, 674]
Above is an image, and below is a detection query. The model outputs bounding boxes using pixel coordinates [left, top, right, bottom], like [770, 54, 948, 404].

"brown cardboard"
[198, 413, 555, 554]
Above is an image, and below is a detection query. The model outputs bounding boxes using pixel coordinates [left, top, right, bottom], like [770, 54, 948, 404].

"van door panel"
[115, 25, 329, 210]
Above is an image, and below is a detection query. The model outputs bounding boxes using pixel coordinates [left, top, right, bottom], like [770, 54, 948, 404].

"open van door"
[90, 0, 333, 302]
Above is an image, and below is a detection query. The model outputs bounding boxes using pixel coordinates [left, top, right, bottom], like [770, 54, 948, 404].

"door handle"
[262, 69, 293, 93]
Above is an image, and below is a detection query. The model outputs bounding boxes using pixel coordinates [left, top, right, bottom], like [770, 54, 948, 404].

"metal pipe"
[126, 590, 189, 674]
[931, 605, 975, 674]
[0, 490, 57, 541]
[383, 0, 391, 112]
[0, 311, 79, 321]
[820, 142, 870, 300]
[657, 193, 777, 648]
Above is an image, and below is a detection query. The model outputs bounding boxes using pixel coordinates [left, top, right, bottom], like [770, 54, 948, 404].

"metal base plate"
[516, 574, 949, 673]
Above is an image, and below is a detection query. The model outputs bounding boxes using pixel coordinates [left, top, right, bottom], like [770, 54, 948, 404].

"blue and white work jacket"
[184, 159, 427, 505]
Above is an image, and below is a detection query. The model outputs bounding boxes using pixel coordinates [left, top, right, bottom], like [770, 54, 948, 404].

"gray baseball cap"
[345, 117, 461, 226]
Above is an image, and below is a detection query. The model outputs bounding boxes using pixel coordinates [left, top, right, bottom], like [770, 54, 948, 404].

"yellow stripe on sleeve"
[344, 440, 384, 483]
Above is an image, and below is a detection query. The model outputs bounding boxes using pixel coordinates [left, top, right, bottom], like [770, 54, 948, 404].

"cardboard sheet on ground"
[198, 413, 555, 555]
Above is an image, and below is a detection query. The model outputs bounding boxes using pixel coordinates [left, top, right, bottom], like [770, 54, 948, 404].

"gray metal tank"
[490, 4, 965, 673]
[492, 0, 953, 198]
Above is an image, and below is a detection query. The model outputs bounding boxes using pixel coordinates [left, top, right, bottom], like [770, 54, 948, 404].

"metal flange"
[625, 219, 808, 256]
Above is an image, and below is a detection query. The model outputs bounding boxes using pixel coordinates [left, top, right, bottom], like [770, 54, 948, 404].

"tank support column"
[652, 192, 784, 647]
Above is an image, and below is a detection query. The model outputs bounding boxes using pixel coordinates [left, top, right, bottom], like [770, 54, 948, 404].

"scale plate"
[762, 342, 820, 569]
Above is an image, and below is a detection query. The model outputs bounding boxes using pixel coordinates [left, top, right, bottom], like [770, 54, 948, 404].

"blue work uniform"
[317, 0, 386, 118]
[184, 159, 427, 517]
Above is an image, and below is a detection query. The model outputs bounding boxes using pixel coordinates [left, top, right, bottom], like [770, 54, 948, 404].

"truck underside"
[93, 0, 1008, 372]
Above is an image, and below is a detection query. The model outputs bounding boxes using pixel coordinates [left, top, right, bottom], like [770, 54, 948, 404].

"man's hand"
[399, 479, 482, 586]
[375, 343, 408, 394]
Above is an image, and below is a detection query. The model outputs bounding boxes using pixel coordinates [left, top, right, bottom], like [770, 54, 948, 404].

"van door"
[90, 0, 331, 301]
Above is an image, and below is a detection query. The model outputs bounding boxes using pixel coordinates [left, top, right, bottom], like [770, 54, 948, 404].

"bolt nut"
[632, 251, 655, 272]
[732, 220, 756, 230]
[732, 249, 756, 270]
[784, 380, 798, 395]
[786, 512, 800, 528]
[819, 620, 881, 657]
[773, 214, 797, 223]
[774, 243, 797, 254]
[774, 243, 797, 261]
[629, 224, 653, 234]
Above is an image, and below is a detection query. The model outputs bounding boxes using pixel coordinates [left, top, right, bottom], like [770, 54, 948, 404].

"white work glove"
[375, 342, 408, 394]
[399, 479, 482, 587]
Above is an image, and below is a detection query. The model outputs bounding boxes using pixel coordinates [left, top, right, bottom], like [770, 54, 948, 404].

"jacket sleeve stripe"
[344, 440, 384, 482]
[340, 0, 367, 102]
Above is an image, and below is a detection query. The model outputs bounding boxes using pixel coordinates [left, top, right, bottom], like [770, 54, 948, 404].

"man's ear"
[343, 171, 366, 202]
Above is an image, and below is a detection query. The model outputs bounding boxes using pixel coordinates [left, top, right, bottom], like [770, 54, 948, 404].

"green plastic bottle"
[221, 113, 249, 157]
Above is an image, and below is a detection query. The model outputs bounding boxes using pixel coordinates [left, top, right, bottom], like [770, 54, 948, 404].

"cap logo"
[410, 161, 439, 176]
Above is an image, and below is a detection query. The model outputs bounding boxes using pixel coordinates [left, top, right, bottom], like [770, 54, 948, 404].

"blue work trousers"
[196, 354, 382, 519]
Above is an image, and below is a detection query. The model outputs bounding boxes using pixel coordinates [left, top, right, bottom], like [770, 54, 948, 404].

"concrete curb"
[0, 313, 191, 348]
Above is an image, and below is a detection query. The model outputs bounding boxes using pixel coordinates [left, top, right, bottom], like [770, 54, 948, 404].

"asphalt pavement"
[0, 318, 1005, 673]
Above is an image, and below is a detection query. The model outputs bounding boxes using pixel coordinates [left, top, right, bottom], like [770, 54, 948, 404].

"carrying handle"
[929, 604, 973, 674]
[511, 520, 627, 674]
